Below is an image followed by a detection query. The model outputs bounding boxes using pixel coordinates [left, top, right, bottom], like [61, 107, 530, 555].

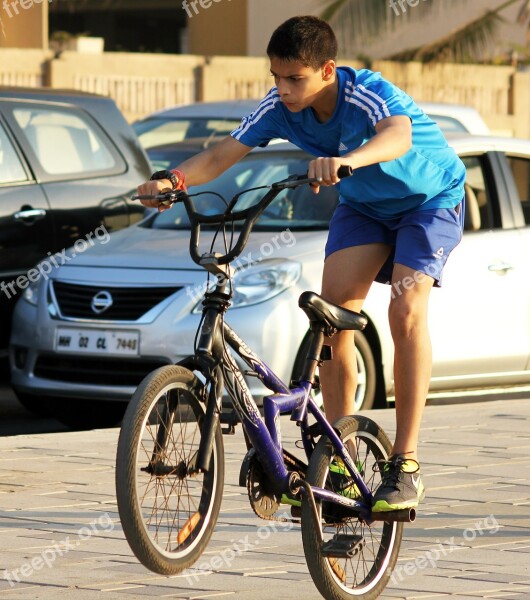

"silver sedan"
[9, 135, 530, 428]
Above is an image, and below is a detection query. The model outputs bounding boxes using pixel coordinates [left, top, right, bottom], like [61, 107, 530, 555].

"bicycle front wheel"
[116, 365, 224, 575]
[301, 415, 402, 600]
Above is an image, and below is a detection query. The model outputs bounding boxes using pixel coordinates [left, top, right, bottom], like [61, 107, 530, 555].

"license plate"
[55, 328, 140, 356]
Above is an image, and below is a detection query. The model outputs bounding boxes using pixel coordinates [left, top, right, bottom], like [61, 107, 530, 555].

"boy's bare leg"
[389, 263, 434, 462]
[319, 243, 391, 425]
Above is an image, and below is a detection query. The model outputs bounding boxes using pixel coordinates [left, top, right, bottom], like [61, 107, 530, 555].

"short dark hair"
[266, 16, 338, 70]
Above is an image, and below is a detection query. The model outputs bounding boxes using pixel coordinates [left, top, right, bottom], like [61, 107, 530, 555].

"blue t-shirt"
[230, 67, 466, 219]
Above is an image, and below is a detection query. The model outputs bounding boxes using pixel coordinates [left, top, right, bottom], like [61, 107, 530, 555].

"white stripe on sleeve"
[345, 94, 377, 126]
[356, 84, 391, 119]
[232, 90, 281, 141]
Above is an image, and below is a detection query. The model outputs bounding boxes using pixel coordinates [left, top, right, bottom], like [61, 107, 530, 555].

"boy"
[138, 16, 466, 512]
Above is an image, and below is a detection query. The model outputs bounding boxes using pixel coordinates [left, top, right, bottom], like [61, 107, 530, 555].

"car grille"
[34, 355, 170, 386]
[52, 281, 181, 321]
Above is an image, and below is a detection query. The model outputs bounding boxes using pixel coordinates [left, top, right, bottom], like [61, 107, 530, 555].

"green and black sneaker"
[372, 454, 425, 512]
[329, 457, 364, 499]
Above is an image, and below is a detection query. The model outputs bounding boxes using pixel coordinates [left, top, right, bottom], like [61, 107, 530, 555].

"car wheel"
[292, 330, 377, 412]
[47, 398, 126, 430]
[13, 391, 54, 418]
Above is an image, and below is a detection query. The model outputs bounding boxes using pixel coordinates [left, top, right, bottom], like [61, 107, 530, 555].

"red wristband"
[170, 168, 187, 191]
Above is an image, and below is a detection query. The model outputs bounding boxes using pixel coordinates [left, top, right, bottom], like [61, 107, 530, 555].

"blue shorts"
[325, 201, 465, 287]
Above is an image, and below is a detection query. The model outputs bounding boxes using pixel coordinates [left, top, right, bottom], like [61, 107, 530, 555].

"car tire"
[292, 329, 377, 412]
[47, 398, 126, 430]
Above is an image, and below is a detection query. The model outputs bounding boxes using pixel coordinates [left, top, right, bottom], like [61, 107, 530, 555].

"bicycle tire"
[116, 365, 224, 575]
[301, 415, 402, 600]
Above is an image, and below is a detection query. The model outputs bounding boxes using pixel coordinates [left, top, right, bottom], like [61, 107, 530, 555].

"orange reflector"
[328, 557, 346, 583]
[177, 511, 201, 545]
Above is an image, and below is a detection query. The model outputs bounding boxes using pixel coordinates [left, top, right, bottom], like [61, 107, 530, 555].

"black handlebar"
[133, 165, 353, 269]
[337, 165, 353, 179]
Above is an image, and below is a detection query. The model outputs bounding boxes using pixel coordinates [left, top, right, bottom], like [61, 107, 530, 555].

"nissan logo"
[91, 290, 113, 314]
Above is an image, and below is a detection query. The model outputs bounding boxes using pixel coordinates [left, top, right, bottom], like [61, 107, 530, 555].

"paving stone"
[0, 398, 529, 599]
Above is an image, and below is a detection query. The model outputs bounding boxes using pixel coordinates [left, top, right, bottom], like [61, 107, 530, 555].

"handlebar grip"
[337, 165, 353, 179]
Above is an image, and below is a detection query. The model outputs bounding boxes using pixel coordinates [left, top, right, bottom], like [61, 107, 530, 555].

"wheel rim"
[319, 430, 400, 594]
[132, 383, 218, 559]
[354, 346, 367, 412]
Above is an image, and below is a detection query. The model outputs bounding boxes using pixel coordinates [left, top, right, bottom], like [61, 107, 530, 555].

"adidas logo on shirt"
[433, 247, 444, 259]
[338, 142, 348, 153]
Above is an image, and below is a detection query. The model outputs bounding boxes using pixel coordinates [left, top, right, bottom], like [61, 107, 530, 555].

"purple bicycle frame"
[222, 321, 373, 513]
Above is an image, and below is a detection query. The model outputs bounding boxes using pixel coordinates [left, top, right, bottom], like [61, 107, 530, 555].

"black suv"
[0, 87, 152, 352]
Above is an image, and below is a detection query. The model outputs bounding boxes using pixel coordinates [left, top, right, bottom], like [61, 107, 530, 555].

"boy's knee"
[388, 297, 424, 336]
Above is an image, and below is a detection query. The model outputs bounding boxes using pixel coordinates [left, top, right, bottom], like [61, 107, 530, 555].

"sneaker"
[329, 457, 363, 499]
[281, 493, 301, 508]
[372, 455, 425, 512]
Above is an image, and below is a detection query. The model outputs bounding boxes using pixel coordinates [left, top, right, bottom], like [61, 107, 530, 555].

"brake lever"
[131, 190, 185, 206]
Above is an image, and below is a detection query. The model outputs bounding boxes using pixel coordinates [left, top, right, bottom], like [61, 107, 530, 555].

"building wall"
[0, 2, 48, 49]
[186, 0, 526, 60]
[187, 0, 248, 56]
[246, 0, 322, 56]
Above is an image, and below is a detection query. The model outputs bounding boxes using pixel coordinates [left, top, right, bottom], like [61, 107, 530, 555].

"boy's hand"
[308, 157, 351, 194]
[137, 169, 186, 212]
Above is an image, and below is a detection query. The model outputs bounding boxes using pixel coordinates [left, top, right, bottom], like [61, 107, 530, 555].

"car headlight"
[231, 259, 301, 308]
[191, 258, 301, 313]
[22, 279, 40, 306]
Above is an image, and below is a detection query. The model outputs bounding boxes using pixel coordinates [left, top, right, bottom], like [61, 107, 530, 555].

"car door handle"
[13, 208, 47, 223]
[488, 262, 514, 274]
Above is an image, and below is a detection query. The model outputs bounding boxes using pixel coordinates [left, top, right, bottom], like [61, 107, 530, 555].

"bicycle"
[115, 167, 416, 600]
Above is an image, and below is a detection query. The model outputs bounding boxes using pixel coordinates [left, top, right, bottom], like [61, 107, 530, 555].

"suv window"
[0, 123, 27, 184]
[507, 156, 530, 225]
[13, 107, 118, 176]
[461, 156, 499, 231]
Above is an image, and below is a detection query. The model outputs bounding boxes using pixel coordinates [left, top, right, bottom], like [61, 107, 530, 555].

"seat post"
[299, 324, 328, 386]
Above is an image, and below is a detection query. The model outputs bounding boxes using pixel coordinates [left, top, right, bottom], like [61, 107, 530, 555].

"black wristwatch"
[150, 169, 179, 190]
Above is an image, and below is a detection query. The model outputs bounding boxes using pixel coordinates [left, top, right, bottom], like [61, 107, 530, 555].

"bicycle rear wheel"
[116, 365, 224, 575]
[301, 415, 402, 600]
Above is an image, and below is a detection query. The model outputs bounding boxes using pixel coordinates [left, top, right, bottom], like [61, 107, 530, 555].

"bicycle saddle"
[298, 291, 368, 331]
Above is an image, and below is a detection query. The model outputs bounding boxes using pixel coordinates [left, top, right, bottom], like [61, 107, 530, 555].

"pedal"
[321, 534, 365, 558]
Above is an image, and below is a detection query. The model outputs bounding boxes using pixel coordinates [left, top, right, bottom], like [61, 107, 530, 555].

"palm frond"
[319, 0, 529, 63]
[517, 0, 530, 23]
[388, 9, 503, 63]
[320, 0, 347, 22]
[318, 0, 398, 43]
[319, 0, 465, 41]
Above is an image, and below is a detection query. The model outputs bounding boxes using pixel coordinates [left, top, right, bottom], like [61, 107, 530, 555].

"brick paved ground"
[0, 398, 528, 599]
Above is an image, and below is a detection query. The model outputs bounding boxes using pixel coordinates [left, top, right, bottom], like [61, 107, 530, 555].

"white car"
[9, 135, 530, 429]
[132, 100, 490, 149]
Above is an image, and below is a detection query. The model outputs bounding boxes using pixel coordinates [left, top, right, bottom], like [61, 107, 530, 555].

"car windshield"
[133, 117, 243, 149]
[141, 153, 338, 232]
